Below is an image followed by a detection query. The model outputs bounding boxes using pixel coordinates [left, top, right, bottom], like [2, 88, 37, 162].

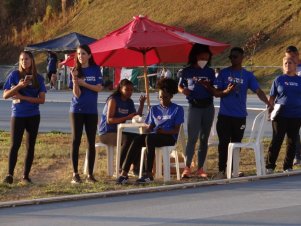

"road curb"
[1, 170, 301, 209]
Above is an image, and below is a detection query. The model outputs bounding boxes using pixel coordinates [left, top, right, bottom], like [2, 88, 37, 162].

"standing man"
[285, 46, 301, 165]
[214, 47, 271, 179]
[46, 51, 58, 90]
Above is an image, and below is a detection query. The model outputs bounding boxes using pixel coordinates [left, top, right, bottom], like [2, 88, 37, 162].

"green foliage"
[31, 21, 45, 40]
[44, 5, 54, 23]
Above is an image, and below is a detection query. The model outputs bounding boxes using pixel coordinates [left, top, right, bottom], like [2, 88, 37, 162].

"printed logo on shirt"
[85, 76, 96, 82]
[118, 108, 129, 115]
[284, 81, 298, 86]
[157, 115, 171, 120]
[228, 77, 244, 84]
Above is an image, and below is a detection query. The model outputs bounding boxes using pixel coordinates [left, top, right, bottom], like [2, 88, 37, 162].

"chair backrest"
[208, 118, 218, 144]
[175, 124, 186, 152]
[248, 109, 268, 144]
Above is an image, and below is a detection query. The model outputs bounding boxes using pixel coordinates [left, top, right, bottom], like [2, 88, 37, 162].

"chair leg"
[254, 144, 265, 176]
[139, 147, 146, 178]
[162, 147, 171, 182]
[174, 151, 180, 180]
[232, 148, 240, 178]
[107, 146, 114, 177]
[83, 149, 88, 175]
[227, 144, 234, 179]
[260, 143, 266, 176]
[156, 150, 162, 178]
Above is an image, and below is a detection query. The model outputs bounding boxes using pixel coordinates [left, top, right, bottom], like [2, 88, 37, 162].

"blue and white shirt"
[270, 74, 301, 118]
[215, 67, 259, 118]
[178, 66, 215, 102]
[145, 103, 184, 140]
[69, 65, 103, 114]
[4, 70, 47, 117]
[98, 95, 136, 135]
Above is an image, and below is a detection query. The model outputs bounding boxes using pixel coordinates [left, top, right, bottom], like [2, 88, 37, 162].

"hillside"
[1, 0, 301, 76]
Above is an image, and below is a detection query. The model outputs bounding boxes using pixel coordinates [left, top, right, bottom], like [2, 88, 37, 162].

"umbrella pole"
[143, 52, 151, 109]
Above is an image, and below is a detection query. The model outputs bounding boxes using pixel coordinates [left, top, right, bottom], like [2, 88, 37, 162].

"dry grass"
[2, 0, 301, 92]
[0, 131, 298, 202]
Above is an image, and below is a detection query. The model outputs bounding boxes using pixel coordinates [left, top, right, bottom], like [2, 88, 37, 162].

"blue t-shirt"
[215, 67, 259, 117]
[47, 54, 57, 73]
[3, 70, 47, 117]
[98, 95, 136, 134]
[145, 103, 184, 140]
[270, 74, 301, 118]
[178, 66, 215, 102]
[69, 65, 103, 114]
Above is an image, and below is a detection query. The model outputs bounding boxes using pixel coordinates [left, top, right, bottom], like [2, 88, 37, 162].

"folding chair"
[139, 124, 186, 182]
[226, 109, 268, 179]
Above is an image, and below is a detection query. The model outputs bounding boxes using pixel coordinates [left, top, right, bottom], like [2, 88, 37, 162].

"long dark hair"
[74, 44, 96, 78]
[107, 79, 134, 101]
[188, 44, 212, 66]
[18, 51, 39, 88]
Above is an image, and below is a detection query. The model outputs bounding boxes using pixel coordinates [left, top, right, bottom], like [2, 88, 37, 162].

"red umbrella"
[64, 15, 230, 106]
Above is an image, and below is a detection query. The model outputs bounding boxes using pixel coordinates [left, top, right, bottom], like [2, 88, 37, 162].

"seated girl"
[98, 79, 146, 173]
[116, 78, 184, 184]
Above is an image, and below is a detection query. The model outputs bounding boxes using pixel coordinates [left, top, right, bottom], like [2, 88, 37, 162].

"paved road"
[0, 90, 271, 135]
[1, 175, 301, 226]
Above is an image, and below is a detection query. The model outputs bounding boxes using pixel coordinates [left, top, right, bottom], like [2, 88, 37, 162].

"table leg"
[116, 127, 123, 178]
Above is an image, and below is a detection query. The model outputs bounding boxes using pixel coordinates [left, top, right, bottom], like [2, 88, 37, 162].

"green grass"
[0, 131, 298, 202]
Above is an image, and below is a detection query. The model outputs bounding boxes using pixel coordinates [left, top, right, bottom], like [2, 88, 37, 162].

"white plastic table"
[116, 122, 147, 177]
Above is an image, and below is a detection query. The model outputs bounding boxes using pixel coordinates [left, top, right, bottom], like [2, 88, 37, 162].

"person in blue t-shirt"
[2, 51, 46, 185]
[213, 47, 270, 179]
[178, 44, 216, 179]
[266, 56, 301, 174]
[285, 46, 301, 165]
[69, 44, 103, 184]
[98, 79, 146, 173]
[116, 78, 184, 184]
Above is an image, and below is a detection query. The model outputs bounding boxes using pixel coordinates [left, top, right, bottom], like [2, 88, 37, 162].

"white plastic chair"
[83, 142, 115, 176]
[139, 124, 186, 182]
[226, 109, 268, 179]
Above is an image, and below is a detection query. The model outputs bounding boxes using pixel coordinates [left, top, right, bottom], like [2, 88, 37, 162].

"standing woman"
[266, 56, 301, 173]
[69, 44, 103, 184]
[178, 44, 215, 178]
[3, 51, 46, 184]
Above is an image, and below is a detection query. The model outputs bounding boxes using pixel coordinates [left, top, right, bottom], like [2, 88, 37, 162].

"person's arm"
[77, 79, 103, 92]
[199, 80, 235, 97]
[106, 98, 137, 124]
[178, 85, 191, 96]
[15, 92, 45, 104]
[137, 95, 146, 116]
[156, 124, 181, 135]
[3, 79, 30, 99]
[71, 68, 81, 98]
[256, 88, 273, 109]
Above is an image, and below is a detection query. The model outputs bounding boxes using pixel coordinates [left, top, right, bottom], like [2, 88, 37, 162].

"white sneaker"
[283, 168, 293, 173]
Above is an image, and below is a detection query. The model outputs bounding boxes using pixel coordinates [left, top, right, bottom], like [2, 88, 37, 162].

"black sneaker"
[3, 175, 13, 184]
[136, 175, 154, 184]
[116, 175, 128, 185]
[71, 174, 82, 184]
[86, 174, 97, 183]
[21, 176, 32, 184]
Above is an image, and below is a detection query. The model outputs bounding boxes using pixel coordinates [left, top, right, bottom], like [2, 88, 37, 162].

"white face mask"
[197, 60, 207, 69]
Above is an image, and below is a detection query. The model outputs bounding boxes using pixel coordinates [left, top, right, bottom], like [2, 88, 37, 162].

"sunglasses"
[229, 55, 239, 59]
